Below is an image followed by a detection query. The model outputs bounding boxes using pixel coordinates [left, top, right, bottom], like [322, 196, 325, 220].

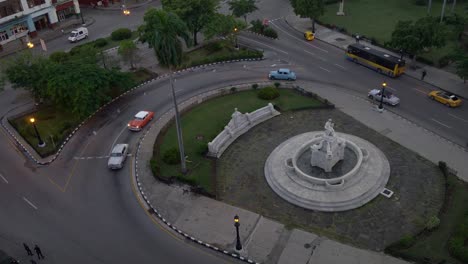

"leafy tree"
[454, 51, 468, 83]
[290, 0, 324, 33]
[162, 0, 219, 46]
[118, 40, 139, 70]
[228, 0, 258, 23]
[388, 17, 446, 61]
[203, 14, 245, 40]
[139, 8, 192, 68]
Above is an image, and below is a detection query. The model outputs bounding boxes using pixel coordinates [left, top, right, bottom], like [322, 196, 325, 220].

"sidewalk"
[283, 15, 468, 99]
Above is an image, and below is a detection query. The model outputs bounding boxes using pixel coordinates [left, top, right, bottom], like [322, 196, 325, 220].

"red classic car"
[127, 111, 154, 131]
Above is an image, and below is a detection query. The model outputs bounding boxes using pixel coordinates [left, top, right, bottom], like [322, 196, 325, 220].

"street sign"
[39, 39, 47, 52]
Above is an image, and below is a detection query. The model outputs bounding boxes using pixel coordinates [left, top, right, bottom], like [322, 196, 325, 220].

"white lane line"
[0, 173, 8, 184]
[239, 36, 288, 54]
[431, 118, 452, 129]
[386, 86, 397, 92]
[302, 49, 326, 61]
[109, 125, 129, 155]
[334, 63, 346, 70]
[23, 197, 38, 210]
[412, 88, 427, 95]
[175, 89, 183, 94]
[448, 113, 468, 123]
[319, 67, 331, 72]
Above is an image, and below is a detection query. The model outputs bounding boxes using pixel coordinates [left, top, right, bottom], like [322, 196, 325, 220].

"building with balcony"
[0, 0, 80, 47]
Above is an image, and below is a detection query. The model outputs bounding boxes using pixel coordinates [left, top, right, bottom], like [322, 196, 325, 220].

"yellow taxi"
[304, 31, 315, 41]
[428, 90, 462, 108]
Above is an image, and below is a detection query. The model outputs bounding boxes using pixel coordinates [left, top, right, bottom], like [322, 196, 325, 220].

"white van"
[68, 27, 88, 43]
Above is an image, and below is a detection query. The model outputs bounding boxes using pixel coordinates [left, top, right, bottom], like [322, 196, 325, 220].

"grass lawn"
[390, 174, 468, 263]
[10, 69, 154, 157]
[320, 0, 468, 65]
[154, 88, 324, 194]
[178, 40, 262, 69]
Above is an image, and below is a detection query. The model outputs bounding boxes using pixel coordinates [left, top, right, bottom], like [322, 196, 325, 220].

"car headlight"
[127, 124, 130, 127]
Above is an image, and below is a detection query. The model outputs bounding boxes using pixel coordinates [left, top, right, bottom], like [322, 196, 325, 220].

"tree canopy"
[289, 0, 324, 32]
[162, 0, 219, 46]
[454, 51, 468, 83]
[139, 8, 192, 68]
[118, 40, 139, 70]
[388, 17, 446, 57]
[203, 14, 245, 40]
[228, 0, 258, 23]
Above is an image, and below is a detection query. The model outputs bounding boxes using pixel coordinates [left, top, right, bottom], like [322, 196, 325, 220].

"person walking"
[34, 245, 44, 259]
[23, 243, 33, 256]
[421, 69, 427, 80]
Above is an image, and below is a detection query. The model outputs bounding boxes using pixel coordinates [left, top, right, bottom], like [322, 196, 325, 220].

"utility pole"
[427, 0, 432, 15]
[169, 71, 187, 174]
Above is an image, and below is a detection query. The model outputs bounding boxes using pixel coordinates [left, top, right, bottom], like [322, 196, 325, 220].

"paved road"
[1, 1, 467, 263]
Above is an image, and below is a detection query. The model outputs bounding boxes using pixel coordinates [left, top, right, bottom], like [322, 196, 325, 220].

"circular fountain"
[264, 119, 390, 212]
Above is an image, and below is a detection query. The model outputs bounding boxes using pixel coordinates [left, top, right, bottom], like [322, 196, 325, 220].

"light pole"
[234, 215, 242, 251]
[234, 27, 239, 50]
[169, 71, 187, 174]
[29, 118, 46, 148]
[378, 82, 387, 112]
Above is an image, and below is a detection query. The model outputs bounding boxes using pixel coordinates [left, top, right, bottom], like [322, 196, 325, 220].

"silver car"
[108, 144, 129, 170]
[368, 89, 400, 106]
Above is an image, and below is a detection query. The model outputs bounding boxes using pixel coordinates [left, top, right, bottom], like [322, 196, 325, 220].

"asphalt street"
[1, 0, 468, 263]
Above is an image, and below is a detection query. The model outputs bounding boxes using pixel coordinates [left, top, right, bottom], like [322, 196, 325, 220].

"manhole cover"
[336, 37, 346, 41]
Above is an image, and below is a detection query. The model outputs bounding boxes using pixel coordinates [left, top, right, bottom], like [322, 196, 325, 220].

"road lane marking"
[412, 88, 427, 95]
[386, 86, 397, 92]
[0, 173, 8, 184]
[448, 113, 468, 123]
[239, 36, 288, 54]
[109, 125, 129, 155]
[431, 118, 452, 129]
[23, 197, 38, 210]
[319, 67, 331, 72]
[302, 49, 326, 61]
[334, 63, 346, 70]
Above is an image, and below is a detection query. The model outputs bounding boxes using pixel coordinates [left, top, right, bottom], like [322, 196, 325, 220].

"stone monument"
[310, 119, 345, 172]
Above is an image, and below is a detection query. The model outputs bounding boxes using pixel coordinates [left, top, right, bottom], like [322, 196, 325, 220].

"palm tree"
[139, 8, 192, 173]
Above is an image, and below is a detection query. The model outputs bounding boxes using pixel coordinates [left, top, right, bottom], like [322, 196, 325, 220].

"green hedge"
[258, 87, 280, 100]
[162, 147, 180, 165]
[111, 28, 132, 41]
[182, 49, 263, 69]
[448, 212, 468, 262]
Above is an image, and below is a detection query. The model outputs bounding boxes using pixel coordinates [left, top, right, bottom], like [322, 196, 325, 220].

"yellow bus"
[346, 44, 405, 77]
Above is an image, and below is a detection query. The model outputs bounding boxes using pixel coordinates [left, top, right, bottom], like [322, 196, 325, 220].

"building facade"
[0, 0, 80, 46]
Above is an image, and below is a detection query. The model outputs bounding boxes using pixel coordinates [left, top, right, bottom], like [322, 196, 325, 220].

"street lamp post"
[234, 215, 242, 251]
[80, 11, 85, 25]
[29, 118, 46, 148]
[234, 27, 239, 50]
[378, 82, 387, 112]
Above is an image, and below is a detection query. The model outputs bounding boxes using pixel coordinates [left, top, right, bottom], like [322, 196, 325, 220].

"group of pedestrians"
[21, 243, 45, 263]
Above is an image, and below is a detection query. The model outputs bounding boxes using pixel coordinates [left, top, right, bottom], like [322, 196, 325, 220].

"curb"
[244, 30, 277, 41]
[282, 18, 467, 100]
[0, 57, 264, 165]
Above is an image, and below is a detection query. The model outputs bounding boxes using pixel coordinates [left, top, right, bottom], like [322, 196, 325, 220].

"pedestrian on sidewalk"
[23, 243, 33, 256]
[421, 69, 427, 80]
[34, 245, 44, 259]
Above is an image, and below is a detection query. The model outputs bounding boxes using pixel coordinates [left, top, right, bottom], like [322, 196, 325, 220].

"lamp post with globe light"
[378, 82, 387, 112]
[29, 118, 46, 148]
[234, 215, 242, 251]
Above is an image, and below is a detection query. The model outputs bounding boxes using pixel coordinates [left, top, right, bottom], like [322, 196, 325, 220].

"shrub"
[251, 19, 264, 33]
[94, 38, 108, 48]
[258, 86, 280, 100]
[263, 27, 278, 39]
[274, 82, 281, 88]
[162, 147, 180, 165]
[416, 56, 434, 66]
[49, 51, 70, 63]
[393, 235, 416, 250]
[111, 28, 132, 41]
[230, 86, 237, 93]
[449, 236, 468, 262]
[414, 0, 426, 6]
[251, 83, 259, 90]
[150, 158, 160, 176]
[425, 216, 441, 231]
[205, 42, 223, 53]
[195, 142, 208, 156]
[439, 161, 448, 175]
[438, 56, 451, 68]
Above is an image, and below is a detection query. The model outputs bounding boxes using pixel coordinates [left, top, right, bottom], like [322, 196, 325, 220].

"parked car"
[128, 111, 154, 131]
[268, 68, 296, 80]
[108, 144, 129, 170]
[428, 90, 462, 108]
[368, 89, 400, 106]
[68, 27, 88, 43]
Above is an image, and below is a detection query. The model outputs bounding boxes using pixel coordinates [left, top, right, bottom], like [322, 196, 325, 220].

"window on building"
[27, 0, 46, 8]
[0, 0, 23, 17]
[0, 31, 9, 42]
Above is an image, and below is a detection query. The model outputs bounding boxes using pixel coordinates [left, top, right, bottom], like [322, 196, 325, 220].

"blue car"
[268, 68, 297, 81]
